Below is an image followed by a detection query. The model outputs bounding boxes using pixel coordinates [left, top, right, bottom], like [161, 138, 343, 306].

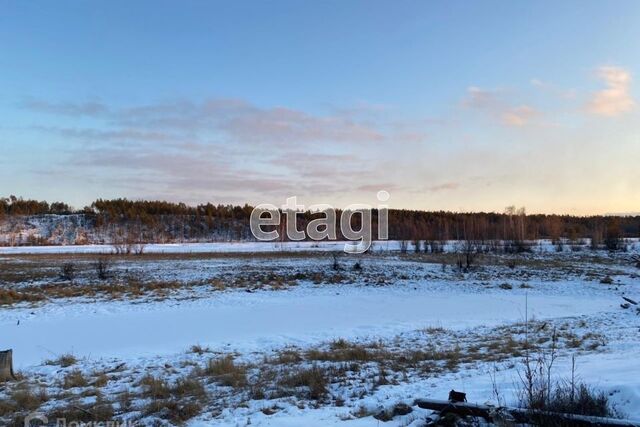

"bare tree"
[59, 263, 75, 282]
[94, 258, 111, 280]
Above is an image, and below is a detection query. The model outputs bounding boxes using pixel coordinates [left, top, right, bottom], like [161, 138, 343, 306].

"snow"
[0, 241, 387, 255]
[1, 247, 639, 425]
[3, 284, 617, 368]
[1, 238, 638, 255]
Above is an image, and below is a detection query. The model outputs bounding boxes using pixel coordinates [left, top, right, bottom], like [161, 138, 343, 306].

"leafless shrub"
[59, 263, 75, 281]
[130, 242, 146, 255]
[604, 232, 624, 252]
[427, 240, 444, 253]
[517, 332, 618, 419]
[537, 382, 615, 418]
[505, 240, 532, 254]
[332, 253, 341, 271]
[117, 390, 132, 411]
[112, 241, 126, 255]
[456, 240, 479, 271]
[600, 275, 614, 285]
[94, 258, 111, 280]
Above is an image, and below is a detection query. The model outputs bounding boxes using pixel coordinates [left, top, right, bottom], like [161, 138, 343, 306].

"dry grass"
[46, 397, 114, 424]
[304, 339, 387, 363]
[276, 348, 304, 364]
[0, 279, 186, 306]
[0, 289, 44, 305]
[201, 356, 248, 388]
[144, 399, 202, 423]
[278, 366, 328, 400]
[63, 369, 88, 389]
[0, 317, 612, 426]
[0, 382, 49, 423]
[189, 344, 211, 355]
[46, 353, 77, 367]
[92, 372, 109, 387]
[139, 375, 171, 399]
[2, 249, 634, 309]
[139, 374, 207, 423]
[10, 383, 48, 411]
[172, 377, 206, 399]
[117, 390, 132, 411]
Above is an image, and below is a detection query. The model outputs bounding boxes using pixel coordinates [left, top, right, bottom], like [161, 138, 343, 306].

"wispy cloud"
[426, 182, 459, 192]
[23, 97, 423, 204]
[16, 64, 639, 213]
[26, 98, 386, 146]
[587, 66, 635, 117]
[501, 105, 538, 127]
[530, 78, 577, 100]
[464, 87, 540, 127]
[24, 99, 109, 116]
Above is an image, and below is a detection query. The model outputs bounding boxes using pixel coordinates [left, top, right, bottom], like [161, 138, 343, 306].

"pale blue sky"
[1, 1, 639, 214]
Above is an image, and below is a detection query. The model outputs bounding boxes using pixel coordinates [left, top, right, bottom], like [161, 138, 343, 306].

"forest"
[0, 195, 638, 246]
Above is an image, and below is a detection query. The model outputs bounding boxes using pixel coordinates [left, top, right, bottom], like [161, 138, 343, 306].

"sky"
[1, 0, 639, 215]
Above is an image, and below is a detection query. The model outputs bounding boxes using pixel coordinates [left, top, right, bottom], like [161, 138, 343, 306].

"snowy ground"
[1, 243, 639, 426]
[2, 238, 637, 255]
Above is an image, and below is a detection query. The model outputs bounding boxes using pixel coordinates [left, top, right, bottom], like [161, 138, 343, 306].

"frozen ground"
[1, 238, 637, 255]
[0, 244, 639, 425]
[0, 240, 399, 255]
[4, 285, 617, 367]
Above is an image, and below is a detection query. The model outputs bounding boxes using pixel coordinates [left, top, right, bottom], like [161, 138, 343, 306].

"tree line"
[1, 196, 638, 244]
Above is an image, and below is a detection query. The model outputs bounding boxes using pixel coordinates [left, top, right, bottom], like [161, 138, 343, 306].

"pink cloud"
[587, 66, 635, 116]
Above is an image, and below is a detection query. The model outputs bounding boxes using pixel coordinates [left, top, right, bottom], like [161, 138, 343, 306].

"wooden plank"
[0, 349, 16, 381]
[508, 407, 640, 427]
[414, 398, 640, 427]
[414, 399, 492, 419]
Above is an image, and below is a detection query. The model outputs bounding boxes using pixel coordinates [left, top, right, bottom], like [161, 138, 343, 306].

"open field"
[1, 242, 639, 426]
[5, 1, 640, 425]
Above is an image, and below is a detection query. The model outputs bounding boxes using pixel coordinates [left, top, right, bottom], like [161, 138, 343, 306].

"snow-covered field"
[3, 238, 637, 255]
[0, 241, 364, 255]
[1, 244, 639, 425]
